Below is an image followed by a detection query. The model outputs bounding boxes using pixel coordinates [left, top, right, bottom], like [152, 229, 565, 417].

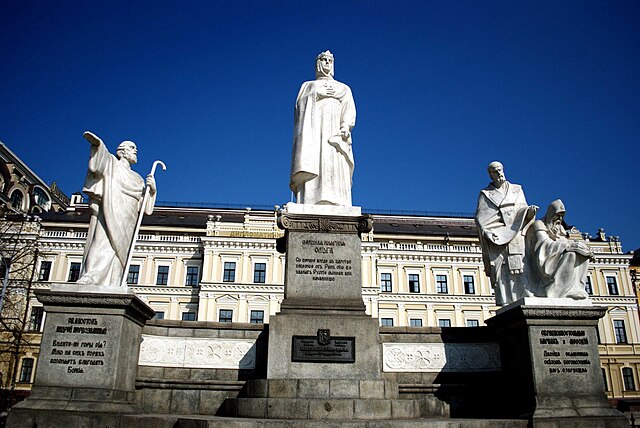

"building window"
[68, 262, 81, 282]
[156, 266, 169, 285]
[606, 276, 618, 295]
[10, 190, 24, 211]
[380, 273, 392, 292]
[409, 318, 423, 327]
[466, 319, 480, 327]
[623, 367, 636, 391]
[18, 358, 34, 383]
[380, 318, 394, 327]
[181, 312, 196, 321]
[38, 261, 52, 281]
[185, 266, 199, 287]
[33, 187, 50, 208]
[463, 275, 475, 294]
[250, 310, 264, 324]
[253, 263, 266, 283]
[219, 309, 233, 323]
[602, 368, 608, 391]
[0, 258, 11, 280]
[438, 319, 451, 328]
[223, 262, 236, 282]
[408, 274, 420, 293]
[153, 311, 165, 320]
[585, 276, 593, 295]
[127, 265, 140, 285]
[614, 320, 627, 344]
[436, 275, 448, 294]
[29, 307, 44, 331]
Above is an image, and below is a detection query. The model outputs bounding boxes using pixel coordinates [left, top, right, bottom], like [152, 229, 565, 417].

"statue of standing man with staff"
[76, 131, 165, 289]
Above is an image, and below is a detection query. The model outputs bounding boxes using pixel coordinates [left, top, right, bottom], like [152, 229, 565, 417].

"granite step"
[240, 378, 398, 399]
[225, 397, 422, 420]
[120, 414, 530, 428]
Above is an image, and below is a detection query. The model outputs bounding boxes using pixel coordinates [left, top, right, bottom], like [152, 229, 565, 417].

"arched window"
[10, 189, 24, 211]
[33, 187, 50, 210]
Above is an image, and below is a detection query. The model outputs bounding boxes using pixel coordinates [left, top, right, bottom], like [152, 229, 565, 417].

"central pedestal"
[268, 211, 381, 380]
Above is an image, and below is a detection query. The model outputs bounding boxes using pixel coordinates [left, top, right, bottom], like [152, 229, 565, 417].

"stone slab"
[284, 203, 361, 217]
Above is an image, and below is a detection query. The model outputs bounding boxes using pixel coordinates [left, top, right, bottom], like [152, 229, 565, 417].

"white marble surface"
[382, 342, 501, 373]
[289, 51, 356, 207]
[51, 283, 133, 295]
[138, 335, 256, 369]
[284, 202, 361, 216]
[497, 296, 594, 315]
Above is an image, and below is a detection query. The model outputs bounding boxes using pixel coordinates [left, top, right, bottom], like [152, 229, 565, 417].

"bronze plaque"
[292, 333, 355, 363]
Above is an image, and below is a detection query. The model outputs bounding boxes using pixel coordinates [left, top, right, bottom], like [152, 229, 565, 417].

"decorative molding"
[278, 212, 373, 234]
[138, 335, 256, 369]
[382, 342, 500, 372]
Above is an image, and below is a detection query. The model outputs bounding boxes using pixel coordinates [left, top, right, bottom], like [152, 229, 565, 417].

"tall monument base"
[486, 298, 627, 427]
[7, 289, 155, 428]
[224, 211, 422, 420]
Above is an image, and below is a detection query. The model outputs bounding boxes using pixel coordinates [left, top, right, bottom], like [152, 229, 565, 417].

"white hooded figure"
[290, 51, 356, 206]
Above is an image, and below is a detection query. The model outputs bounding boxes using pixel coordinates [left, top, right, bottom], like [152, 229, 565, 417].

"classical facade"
[9, 199, 634, 403]
[0, 142, 69, 215]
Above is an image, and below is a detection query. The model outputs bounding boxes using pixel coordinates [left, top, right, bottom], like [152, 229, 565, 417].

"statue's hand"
[83, 131, 102, 146]
[146, 174, 157, 195]
[340, 127, 351, 141]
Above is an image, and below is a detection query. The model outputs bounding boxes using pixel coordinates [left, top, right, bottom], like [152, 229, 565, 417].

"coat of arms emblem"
[317, 329, 330, 345]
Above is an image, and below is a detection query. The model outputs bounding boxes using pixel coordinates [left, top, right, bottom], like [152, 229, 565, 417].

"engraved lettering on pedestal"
[294, 239, 353, 282]
[49, 317, 108, 375]
[539, 329, 591, 375]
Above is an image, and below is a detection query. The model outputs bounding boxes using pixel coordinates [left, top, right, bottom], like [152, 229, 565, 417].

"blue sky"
[2, 1, 639, 250]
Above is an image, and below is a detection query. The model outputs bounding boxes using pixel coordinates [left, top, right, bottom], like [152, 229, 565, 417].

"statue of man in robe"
[76, 131, 156, 287]
[475, 161, 538, 305]
[526, 199, 592, 299]
[290, 51, 356, 206]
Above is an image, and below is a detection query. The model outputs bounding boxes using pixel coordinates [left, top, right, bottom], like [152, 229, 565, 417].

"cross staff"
[121, 160, 166, 288]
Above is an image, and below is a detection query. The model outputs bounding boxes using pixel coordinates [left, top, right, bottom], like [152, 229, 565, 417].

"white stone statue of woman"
[290, 51, 356, 207]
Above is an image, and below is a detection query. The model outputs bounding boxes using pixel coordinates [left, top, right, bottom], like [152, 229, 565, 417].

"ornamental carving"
[277, 213, 373, 234]
[138, 335, 256, 369]
[382, 342, 500, 373]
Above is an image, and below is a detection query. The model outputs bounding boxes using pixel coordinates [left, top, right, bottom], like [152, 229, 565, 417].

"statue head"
[116, 141, 138, 165]
[487, 161, 506, 187]
[542, 199, 566, 239]
[316, 50, 334, 79]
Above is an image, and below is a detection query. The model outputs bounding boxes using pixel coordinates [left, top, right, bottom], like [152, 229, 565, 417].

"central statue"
[290, 51, 356, 207]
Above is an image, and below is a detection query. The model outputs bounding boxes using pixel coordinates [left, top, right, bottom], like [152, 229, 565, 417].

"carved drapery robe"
[290, 77, 356, 206]
[526, 205, 590, 299]
[475, 182, 533, 305]
[77, 142, 155, 287]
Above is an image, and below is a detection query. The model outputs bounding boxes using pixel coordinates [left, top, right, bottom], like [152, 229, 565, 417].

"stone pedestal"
[267, 212, 379, 380]
[486, 298, 627, 428]
[8, 289, 155, 427]
[223, 211, 425, 420]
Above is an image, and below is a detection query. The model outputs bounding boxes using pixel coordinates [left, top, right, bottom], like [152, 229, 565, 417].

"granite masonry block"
[164, 367, 192, 380]
[384, 379, 399, 399]
[216, 369, 240, 381]
[308, 399, 355, 420]
[268, 379, 298, 398]
[236, 397, 268, 418]
[193, 328, 220, 338]
[396, 372, 422, 384]
[141, 388, 172, 413]
[330, 380, 359, 398]
[170, 389, 200, 414]
[198, 390, 229, 415]
[141, 325, 169, 336]
[267, 398, 309, 419]
[244, 379, 268, 398]
[360, 380, 385, 399]
[190, 368, 218, 381]
[219, 329, 246, 339]
[136, 365, 164, 379]
[354, 399, 392, 419]
[298, 379, 330, 398]
[391, 399, 418, 419]
[168, 327, 195, 337]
